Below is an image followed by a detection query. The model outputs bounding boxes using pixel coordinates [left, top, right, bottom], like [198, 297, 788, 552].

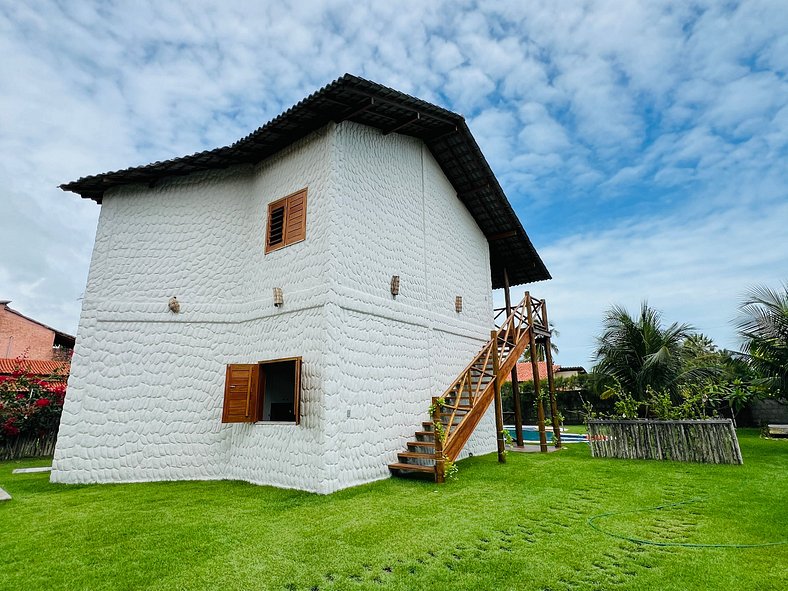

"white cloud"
[0, 0, 784, 368]
[524, 198, 788, 366]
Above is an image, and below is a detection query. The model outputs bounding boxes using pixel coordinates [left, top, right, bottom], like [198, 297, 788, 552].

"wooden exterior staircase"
[388, 292, 553, 482]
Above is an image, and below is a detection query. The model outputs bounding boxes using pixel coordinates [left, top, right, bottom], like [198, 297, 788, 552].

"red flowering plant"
[0, 357, 67, 445]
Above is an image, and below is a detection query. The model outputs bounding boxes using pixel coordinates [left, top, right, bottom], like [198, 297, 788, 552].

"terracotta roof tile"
[512, 361, 559, 383]
[0, 358, 70, 377]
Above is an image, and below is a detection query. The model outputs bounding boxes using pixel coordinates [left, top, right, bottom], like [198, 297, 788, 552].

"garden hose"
[587, 498, 788, 548]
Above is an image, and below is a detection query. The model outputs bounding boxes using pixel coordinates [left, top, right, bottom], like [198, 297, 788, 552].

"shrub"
[0, 358, 67, 445]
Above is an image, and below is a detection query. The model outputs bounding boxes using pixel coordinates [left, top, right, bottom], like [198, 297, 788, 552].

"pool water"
[504, 427, 588, 443]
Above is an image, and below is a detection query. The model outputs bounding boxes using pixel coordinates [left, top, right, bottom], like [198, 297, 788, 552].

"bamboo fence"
[0, 434, 57, 461]
[587, 419, 743, 465]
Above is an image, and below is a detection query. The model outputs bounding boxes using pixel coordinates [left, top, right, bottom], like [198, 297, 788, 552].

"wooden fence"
[0, 435, 57, 461]
[587, 419, 743, 465]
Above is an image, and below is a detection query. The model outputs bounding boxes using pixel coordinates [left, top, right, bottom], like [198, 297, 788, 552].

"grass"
[1, 429, 786, 590]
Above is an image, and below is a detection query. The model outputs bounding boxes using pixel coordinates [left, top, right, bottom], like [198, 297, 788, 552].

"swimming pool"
[504, 426, 588, 443]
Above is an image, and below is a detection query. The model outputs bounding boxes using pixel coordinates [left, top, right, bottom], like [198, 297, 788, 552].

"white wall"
[53, 127, 337, 491]
[322, 123, 496, 492]
[52, 121, 498, 493]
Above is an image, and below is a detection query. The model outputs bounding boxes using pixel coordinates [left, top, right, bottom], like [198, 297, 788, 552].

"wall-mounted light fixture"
[273, 287, 284, 307]
[455, 296, 463, 313]
[168, 296, 180, 313]
[390, 275, 400, 297]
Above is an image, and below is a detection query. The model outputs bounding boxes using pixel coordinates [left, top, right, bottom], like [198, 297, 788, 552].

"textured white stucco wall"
[53, 121, 497, 493]
[322, 123, 496, 491]
[53, 128, 336, 491]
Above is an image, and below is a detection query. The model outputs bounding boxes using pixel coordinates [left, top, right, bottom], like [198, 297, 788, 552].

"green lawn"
[1, 430, 786, 590]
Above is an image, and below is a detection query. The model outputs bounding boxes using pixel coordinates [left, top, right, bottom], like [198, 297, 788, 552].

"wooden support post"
[432, 397, 445, 483]
[491, 329, 507, 463]
[543, 337, 562, 449]
[503, 268, 524, 447]
[526, 293, 548, 453]
[541, 299, 562, 449]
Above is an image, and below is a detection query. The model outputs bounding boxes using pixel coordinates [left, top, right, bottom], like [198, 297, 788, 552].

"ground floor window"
[221, 357, 301, 424]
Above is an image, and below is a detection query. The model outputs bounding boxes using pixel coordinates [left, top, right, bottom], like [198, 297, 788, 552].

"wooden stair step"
[407, 441, 435, 449]
[415, 431, 435, 438]
[397, 451, 436, 460]
[388, 462, 435, 473]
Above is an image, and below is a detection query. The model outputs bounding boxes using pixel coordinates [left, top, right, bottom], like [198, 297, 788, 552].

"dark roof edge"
[60, 73, 550, 287]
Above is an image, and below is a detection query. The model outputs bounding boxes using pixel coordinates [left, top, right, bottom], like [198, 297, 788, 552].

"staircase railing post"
[432, 397, 446, 483]
[503, 268, 525, 447]
[491, 329, 507, 463]
[526, 292, 549, 453]
[541, 299, 562, 449]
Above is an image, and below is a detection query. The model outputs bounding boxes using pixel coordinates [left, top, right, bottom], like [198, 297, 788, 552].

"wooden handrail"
[439, 292, 541, 461]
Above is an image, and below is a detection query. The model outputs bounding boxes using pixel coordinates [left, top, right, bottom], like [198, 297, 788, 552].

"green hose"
[587, 498, 787, 549]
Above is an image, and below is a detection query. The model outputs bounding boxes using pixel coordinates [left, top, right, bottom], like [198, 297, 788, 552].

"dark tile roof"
[60, 74, 550, 288]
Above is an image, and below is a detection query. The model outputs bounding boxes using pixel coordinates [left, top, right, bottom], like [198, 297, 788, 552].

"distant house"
[52, 75, 550, 493]
[506, 362, 588, 425]
[0, 300, 74, 364]
[512, 362, 587, 384]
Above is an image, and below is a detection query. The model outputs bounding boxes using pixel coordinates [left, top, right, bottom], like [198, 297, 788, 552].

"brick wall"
[0, 305, 57, 360]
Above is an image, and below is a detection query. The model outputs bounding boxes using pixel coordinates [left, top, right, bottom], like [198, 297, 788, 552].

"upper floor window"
[265, 188, 307, 253]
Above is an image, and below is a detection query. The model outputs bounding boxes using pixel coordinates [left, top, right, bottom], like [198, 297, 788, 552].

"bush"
[0, 358, 67, 445]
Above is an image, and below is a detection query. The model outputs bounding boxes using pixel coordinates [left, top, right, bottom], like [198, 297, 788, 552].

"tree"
[593, 302, 698, 402]
[519, 322, 559, 362]
[736, 282, 788, 398]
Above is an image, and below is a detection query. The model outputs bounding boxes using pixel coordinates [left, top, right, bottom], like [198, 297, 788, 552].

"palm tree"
[520, 322, 559, 362]
[593, 302, 696, 401]
[736, 283, 788, 397]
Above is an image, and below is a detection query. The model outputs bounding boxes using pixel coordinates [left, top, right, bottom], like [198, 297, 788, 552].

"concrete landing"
[12, 466, 52, 474]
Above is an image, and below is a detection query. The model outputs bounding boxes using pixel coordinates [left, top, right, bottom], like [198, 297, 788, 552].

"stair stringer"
[442, 322, 532, 462]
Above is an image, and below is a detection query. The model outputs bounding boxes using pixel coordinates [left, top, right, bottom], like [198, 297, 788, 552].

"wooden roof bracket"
[487, 230, 518, 241]
[333, 97, 376, 124]
[349, 90, 460, 127]
[382, 112, 421, 135]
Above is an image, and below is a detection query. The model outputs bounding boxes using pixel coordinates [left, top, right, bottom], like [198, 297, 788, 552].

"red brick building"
[0, 300, 75, 362]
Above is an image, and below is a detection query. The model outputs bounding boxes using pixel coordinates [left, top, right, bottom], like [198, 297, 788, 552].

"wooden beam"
[333, 97, 375, 123]
[458, 182, 492, 200]
[426, 126, 459, 143]
[491, 330, 507, 463]
[504, 269, 524, 447]
[541, 299, 562, 448]
[526, 292, 549, 453]
[348, 90, 460, 126]
[432, 397, 445, 483]
[487, 230, 517, 241]
[382, 112, 420, 135]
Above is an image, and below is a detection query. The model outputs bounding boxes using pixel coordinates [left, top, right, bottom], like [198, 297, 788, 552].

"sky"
[0, 0, 786, 367]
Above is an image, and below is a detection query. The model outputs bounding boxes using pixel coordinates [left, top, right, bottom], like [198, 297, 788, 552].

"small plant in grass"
[502, 429, 514, 447]
[0, 357, 67, 445]
[428, 397, 457, 479]
[443, 455, 458, 480]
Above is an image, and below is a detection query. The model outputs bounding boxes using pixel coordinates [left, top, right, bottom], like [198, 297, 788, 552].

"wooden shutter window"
[221, 364, 260, 423]
[267, 203, 286, 248]
[293, 357, 302, 425]
[265, 188, 307, 253]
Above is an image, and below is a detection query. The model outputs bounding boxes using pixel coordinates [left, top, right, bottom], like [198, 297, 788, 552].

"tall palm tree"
[736, 283, 788, 397]
[593, 302, 695, 401]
